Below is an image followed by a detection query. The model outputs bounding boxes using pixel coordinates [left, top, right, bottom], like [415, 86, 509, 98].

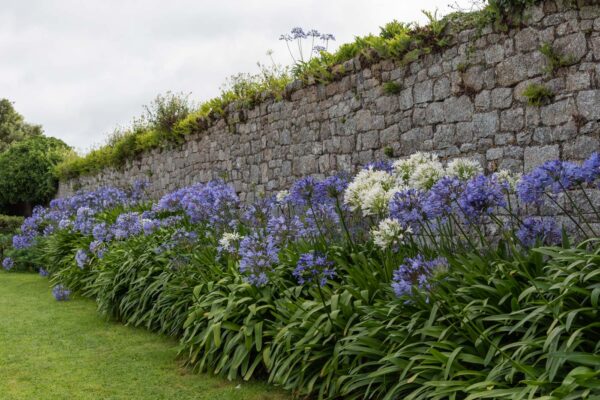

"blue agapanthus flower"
[75, 249, 89, 269]
[518, 161, 586, 205]
[423, 176, 464, 219]
[52, 285, 71, 301]
[293, 251, 336, 287]
[2, 257, 14, 271]
[39, 267, 49, 277]
[239, 234, 279, 286]
[389, 189, 428, 232]
[516, 217, 562, 248]
[391, 255, 447, 297]
[458, 175, 506, 221]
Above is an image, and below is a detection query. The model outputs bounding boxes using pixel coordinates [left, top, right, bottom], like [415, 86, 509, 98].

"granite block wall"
[58, 0, 600, 201]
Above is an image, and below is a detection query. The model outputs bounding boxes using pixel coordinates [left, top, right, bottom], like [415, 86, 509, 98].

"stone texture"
[57, 1, 600, 201]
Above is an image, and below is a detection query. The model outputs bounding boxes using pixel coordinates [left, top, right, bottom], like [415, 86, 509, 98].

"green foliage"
[382, 81, 402, 95]
[0, 136, 70, 209]
[55, 64, 292, 180]
[0, 99, 42, 152]
[383, 146, 394, 158]
[523, 83, 554, 106]
[0, 215, 23, 234]
[540, 42, 577, 75]
[0, 273, 285, 400]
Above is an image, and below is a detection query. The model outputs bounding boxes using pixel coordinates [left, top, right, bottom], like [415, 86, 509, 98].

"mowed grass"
[0, 272, 288, 400]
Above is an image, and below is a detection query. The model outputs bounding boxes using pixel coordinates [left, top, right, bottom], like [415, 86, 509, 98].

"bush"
[0, 136, 70, 211]
[0, 215, 23, 234]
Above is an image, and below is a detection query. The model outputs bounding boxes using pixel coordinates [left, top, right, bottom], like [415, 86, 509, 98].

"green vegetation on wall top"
[55, 0, 547, 181]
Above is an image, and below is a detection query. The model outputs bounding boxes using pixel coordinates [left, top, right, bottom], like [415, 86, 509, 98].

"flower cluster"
[2, 257, 14, 271]
[239, 234, 279, 286]
[391, 255, 447, 297]
[75, 249, 89, 269]
[371, 218, 412, 250]
[516, 217, 562, 248]
[293, 251, 335, 287]
[52, 285, 71, 301]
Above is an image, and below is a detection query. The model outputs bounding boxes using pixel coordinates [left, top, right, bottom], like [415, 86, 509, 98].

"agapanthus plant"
[391, 255, 447, 297]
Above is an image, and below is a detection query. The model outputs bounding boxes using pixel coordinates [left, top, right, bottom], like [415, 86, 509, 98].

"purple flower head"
[92, 223, 109, 242]
[75, 249, 89, 269]
[291, 27, 307, 39]
[52, 285, 71, 301]
[317, 174, 349, 201]
[89, 240, 107, 259]
[516, 217, 562, 248]
[155, 181, 239, 228]
[266, 215, 307, 245]
[313, 45, 326, 53]
[2, 257, 14, 271]
[582, 152, 600, 184]
[320, 33, 335, 41]
[389, 189, 428, 232]
[307, 29, 321, 37]
[392, 255, 447, 297]
[39, 267, 49, 277]
[239, 233, 279, 286]
[243, 197, 276, 226]
[12, 234, 33, 250]
[289, 176, 320, 207]
[142, 219, 161, 235]
[293, 251, 336, 287]
[458, 175, 506, 221]
[111, 212, 143, 240]
[43, 225, 55, 236]
[518, 160, 586, 205]
[423, 176, 464, 219]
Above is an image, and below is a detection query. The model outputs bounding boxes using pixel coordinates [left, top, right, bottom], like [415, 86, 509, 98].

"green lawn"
[0, 272, 288, 400]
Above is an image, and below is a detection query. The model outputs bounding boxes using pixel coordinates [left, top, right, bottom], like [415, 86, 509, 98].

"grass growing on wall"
[54, 0, 547, 181]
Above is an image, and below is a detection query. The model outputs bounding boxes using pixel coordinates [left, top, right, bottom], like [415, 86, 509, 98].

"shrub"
[0, 215, 23, 234]
[0, 136, 70, 211]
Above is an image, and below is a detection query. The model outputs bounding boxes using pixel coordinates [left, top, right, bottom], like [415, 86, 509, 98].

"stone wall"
[58, 0, 600, 201]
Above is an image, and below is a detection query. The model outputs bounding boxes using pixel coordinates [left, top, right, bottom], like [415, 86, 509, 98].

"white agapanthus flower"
[218, 231, 241, 254]
[392, 152, 439, 185]
[493, 170, 522, 191]
[361, 184, 404, 217]
[409, 160, 445, 190]
[371, 218, 413, 250]
[276, 190, 289, 203]
[445, 158, 483, 180]
[344, 168, 398, 216]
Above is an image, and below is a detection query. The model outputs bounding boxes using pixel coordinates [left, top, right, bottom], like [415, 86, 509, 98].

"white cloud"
[0, 0, 476, 152]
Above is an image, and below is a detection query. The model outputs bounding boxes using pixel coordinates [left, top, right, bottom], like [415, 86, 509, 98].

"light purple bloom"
[52, 285, 71, 301]
[293, 251, 335, 287]
[2, 257, 14, 271]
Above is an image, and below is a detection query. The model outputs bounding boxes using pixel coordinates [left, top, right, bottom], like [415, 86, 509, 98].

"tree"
[0, 136, 70, 215]
[0, 98, 42, 152]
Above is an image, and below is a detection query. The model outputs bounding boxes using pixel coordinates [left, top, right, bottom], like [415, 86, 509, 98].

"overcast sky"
[0, 0, 476, 152]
